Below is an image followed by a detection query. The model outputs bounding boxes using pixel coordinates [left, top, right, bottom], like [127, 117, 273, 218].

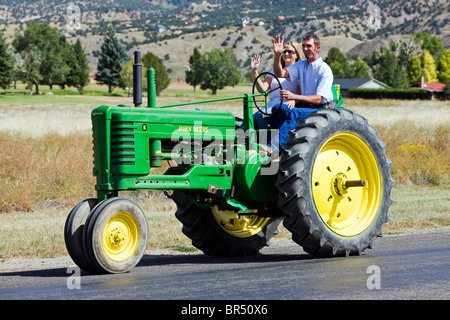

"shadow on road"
[0, 248, 315, 278]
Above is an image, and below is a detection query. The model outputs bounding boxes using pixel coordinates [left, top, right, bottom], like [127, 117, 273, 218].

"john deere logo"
[177, 125, 209, 133]
[142, 124, 147, 131]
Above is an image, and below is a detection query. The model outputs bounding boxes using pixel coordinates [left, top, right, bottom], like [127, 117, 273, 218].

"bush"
[349, 88, 432, 100]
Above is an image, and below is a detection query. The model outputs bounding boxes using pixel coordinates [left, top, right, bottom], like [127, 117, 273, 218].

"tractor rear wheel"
[173, 192, 282, 257]
[276, 108, 394, 257]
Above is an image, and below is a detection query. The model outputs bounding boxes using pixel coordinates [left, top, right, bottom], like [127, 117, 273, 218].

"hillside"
[0, 0, 448, 81]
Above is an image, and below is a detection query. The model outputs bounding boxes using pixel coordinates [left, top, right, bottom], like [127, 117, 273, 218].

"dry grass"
[0, 91, 449, 259]
[384, 185, 450, 232]
[0, 132, 95, 212]
[0, 193, 193, 259]
[379, 124, 449, 185]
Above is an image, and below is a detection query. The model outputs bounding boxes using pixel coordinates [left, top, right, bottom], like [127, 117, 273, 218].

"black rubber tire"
[173, 192, 282, 257]
[64, 198, 99, 274]
[83, 197, 148, 274]
[276, 108, 394, 257]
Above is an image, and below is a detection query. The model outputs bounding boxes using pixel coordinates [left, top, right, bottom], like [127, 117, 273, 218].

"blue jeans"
[253, 111, 271, 130]
[268, 104, 321, 153]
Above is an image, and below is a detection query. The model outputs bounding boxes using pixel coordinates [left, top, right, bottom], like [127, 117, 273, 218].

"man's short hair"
[302, 34, 320, 47]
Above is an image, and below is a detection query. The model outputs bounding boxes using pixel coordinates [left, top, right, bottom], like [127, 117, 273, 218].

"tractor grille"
[110, 121, 136, 166]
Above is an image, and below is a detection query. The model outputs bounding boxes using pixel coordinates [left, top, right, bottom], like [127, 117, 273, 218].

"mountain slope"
[0, 0, 448, 80]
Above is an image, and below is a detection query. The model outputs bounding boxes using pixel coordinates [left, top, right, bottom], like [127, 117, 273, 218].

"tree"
[421, 49, 438, 83]
[119, 59, 133, 97]
[325, 47, 348, 78]
[95, 26, 128, 94]
[198, 48, 241, 95]
[437, 50, 450, 83]
[325, 47, 370, 78]
[325, 47, 347, 66]
[13, 21, 68, 94]
[142, 51, 170, 96]
[67, 39, 89, 94]
[368, 48, 409, 88]
[186, 47, 202, 91]
[0, 31, 13, 89]
[406, 54, 423, 85]
[347, 59, 371, 78]
[414, 32, 444, 62]
[392, 35, 422, 70]
[10, 48, 26, 89]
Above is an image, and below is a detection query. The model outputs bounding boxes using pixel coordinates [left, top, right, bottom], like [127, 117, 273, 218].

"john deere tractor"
[64, 52, 394, 274]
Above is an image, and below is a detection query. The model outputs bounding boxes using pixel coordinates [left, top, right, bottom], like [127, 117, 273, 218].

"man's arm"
[281, 65, 334, 106]
[281, 90, 323, 105]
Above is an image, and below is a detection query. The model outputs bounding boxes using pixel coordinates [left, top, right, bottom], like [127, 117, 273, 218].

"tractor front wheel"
[83, 198, 148, 273]
[64, 198, 99, 274]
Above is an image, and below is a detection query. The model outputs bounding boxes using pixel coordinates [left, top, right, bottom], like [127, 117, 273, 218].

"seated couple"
[251, 34, 334, 156]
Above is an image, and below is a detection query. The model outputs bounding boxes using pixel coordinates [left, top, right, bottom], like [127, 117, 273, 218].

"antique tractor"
[64, 52, 394, 274]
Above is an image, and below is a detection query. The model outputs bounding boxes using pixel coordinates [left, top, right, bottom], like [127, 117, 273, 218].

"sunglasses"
[283, 50, 296, 55]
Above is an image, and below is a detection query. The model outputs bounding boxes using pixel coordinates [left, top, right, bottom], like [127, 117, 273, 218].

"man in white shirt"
[267, 34, 334, 154]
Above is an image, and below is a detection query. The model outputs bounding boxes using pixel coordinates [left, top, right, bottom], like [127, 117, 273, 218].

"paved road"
[0, 228, 449, 304]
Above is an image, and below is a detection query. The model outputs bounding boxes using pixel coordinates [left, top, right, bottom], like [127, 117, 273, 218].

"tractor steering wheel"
[252, 72, 282, 116]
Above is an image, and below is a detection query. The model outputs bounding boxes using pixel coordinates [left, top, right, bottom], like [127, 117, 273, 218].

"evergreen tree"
[185, 47, 202, 91]
[95, 26, 128, 94]
[0, 31, 13, 89]
[142, 51, 170, 96]
[67, 39, 90, 94]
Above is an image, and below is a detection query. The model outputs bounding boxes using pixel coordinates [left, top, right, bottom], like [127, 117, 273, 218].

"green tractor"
[64, 52, 394, 274]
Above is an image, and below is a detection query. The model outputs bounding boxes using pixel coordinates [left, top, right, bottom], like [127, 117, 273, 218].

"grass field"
[0, 83, 449, 260]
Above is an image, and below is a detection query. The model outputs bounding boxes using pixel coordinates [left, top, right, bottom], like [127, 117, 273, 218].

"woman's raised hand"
[251, 54, 260, 70]
[272, 35, 285, 56]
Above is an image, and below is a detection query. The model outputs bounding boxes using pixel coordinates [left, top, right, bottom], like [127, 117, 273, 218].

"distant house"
[412, 76, 446, 100]
[154, 25, 166, 33]
[240, 17, 250, 27]
[333, 78, 390, 97]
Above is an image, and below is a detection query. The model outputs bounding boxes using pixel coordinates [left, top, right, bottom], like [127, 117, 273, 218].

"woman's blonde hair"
[285, 41, 302, 61]
[280, 41, 302, 67]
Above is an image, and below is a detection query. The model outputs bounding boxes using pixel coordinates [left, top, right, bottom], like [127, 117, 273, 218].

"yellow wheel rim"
[102, 212, 139, 261]
[312, 133, 382, 236]
[211, 206, 269, 238]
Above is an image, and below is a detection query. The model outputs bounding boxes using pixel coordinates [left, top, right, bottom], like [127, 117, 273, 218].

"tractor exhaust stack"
[133, 51, 142, 107]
